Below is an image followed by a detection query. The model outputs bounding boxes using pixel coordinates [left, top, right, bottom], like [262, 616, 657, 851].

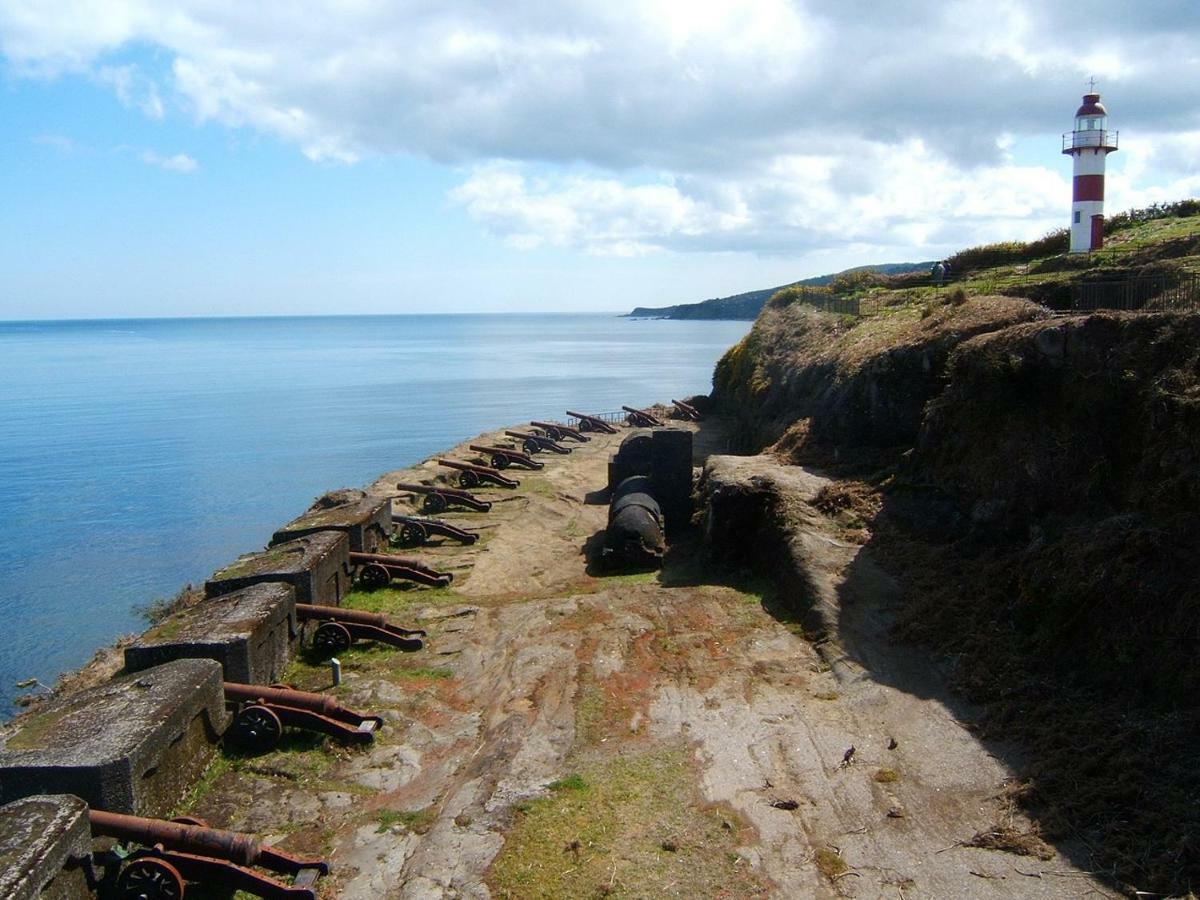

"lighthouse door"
[1090, 214, 1105, 250]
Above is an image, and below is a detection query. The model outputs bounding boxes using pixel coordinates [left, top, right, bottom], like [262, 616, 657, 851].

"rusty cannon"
[468, 443, 545, 471]
[622, 405, 664, 428]
[566, 410, 618, 434]
[531, 420, 589, 443]
[297, 603, 425, 655]
[396, 482, 491, 513]
[438, 458, 520, 489]
[89, 808, 328, 899]
[671, 398, 701, 421]
[223, 682, 383, 753]
[504, 430, 571, 455]
[391, 514, 478, 548]
[350, 551, 452, 590]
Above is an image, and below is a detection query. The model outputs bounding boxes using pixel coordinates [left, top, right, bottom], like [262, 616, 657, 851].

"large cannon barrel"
[609, 491, 664, 526]
[224, 682, 343, 717]
[89, 809, 262, 867]
[296, 603, 387, 628]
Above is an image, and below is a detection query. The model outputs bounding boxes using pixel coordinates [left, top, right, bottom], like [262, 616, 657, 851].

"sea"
[0, 313, 750, 718]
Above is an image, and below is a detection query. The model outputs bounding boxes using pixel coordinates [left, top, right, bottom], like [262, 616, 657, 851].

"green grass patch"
[376, 807, 436, 834]
[487, 748, 766, 899]
[872, 768, 901, 784]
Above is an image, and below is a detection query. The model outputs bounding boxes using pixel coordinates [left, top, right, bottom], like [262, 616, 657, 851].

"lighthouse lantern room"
[1063, 84, 1118, 253]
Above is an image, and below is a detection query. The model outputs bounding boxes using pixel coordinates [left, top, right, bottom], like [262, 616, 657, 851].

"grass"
[872, 768, 900, 784]
[487, 747, 766, 899]
[814, 847, 849, 880]
[376, 807, 436, 834]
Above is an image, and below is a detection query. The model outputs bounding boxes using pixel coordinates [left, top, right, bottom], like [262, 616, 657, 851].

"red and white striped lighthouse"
[1062, 85, 1118, 253]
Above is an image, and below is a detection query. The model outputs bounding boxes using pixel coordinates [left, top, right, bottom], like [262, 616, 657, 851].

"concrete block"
[124, 583, 297, 684]
[650, 428, 694, 530]
[206, 531, 350, 606]
[0, 795, 93, 900]
[271, 494, 392, 553]
[0, 660, 228, 817]
[607, 430, 654, 491]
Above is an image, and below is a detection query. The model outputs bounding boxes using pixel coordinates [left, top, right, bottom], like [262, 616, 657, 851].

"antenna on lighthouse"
[1062, 86, 1118, 253]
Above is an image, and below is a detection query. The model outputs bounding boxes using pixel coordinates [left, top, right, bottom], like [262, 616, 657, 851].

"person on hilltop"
[931, 261, 946, 286]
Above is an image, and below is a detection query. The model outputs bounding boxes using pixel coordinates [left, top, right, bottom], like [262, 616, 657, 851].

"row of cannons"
[0, 408, 695, 899]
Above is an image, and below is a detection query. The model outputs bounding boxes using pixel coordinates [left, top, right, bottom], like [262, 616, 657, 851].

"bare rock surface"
[181, 419, 1114, 899]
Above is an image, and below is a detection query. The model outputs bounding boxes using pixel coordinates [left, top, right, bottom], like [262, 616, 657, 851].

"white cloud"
[140, 150, 198, 172]
[2, 1, 1198, 257]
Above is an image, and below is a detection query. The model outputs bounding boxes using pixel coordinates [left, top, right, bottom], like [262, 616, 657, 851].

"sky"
[2, 1, 1199, 319]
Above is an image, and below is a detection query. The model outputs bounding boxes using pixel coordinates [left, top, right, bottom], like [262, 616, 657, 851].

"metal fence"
[1071, 272, 1200, 313]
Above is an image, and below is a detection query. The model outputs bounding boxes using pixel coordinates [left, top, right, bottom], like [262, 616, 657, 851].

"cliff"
[709, 239, 1200, 892]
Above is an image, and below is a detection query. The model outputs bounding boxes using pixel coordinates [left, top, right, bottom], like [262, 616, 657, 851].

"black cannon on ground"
[350, 551, 452, 590]
[297, 603, 425, 655]
[566, 410, 618, 434]
[89, 808, 329, 899]
[505, 430, 571, 455]
[391, 514, 478, 548]
[622, 405, 664, 428]
[396, 482, 492, 513]
[223, 682, 383, 753]
[531, 421, 589, 443]
[604, 476, 666, 569]
[468, 444, 544, 470]
[437, 458, 519, 488]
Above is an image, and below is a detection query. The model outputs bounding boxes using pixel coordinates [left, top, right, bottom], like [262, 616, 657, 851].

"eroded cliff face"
[712, 293, 1048, 459]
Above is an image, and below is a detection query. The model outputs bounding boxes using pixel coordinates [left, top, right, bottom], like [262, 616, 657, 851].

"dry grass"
[487, 747, 766, 899]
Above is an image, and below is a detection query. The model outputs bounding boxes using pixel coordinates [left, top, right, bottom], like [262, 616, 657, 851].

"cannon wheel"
[458, 470, 480, 489]
[543, 427, 563, 441]
[422, 492, 448, 513]
[489, 454, 510, 470]
[117, 857, 185, 900]
[358, 563, 391, 591]
[522, 439, 541, 455]
[313, 621, 353, 656]
[227, 704, 283, 753]
[395, 521, 427, 547]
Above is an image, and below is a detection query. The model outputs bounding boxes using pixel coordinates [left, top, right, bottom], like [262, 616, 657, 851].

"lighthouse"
[1063, 84, 1118, 253]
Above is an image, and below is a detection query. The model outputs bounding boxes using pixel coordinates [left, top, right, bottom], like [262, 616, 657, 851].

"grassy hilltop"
[710, 200, 1200, 896]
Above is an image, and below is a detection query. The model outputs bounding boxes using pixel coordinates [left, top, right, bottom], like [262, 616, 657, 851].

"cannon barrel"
[90, 809, 263, 867]
[350, 551, 444, 575]
[297, 603, 388, 628]
[566, 411, 618, 434]
[225, 682, 341, 718]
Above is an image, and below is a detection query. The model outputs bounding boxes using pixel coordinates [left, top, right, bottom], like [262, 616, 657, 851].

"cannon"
[297, 604, 425, 655]
[622, 405, 664, 428]
[350, 551, 452, 590]
[605, 482, 666, 569]
[671, 398, 701, 421]
[392, 514, 478, 548]
[89, 808, 328, 899]
[468, 444, 544, 471]
[505, 430, 571, 455]
[396, 483, 492, 513]
[566, 410, 618, 434]
[531, 420, 589, 443]
[437, 458, 520, 489]
[223, 682, 383, 753]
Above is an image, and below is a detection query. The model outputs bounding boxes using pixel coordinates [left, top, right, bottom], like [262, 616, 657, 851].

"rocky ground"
[182, 417, 1117, 899]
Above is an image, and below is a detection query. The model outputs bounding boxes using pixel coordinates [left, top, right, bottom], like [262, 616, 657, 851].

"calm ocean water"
[0, 313, 749, 717]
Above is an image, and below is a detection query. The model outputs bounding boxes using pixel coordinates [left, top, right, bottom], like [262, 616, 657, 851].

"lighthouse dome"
[1076, 93, 1108, 117]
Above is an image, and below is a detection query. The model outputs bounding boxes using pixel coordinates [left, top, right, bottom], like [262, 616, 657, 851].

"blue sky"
[2, 2, 1198, 319]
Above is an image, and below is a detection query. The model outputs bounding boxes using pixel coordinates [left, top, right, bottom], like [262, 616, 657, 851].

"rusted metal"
[395, 483, 491, 513]
[297, 604, 425, 655]
[223, 682, 383, 752]
[670, 399, 701, 421]
[622, 405, 664, 428]
[89, 808, 328, 899]
[566, 410, 619, 434]
[504, 430, 571, 455]
[391, 514, 478, 547]
[468, 444, 545, 471]
[437, 458, 520, 489]
[349, 551, 452, 589]
[531, 420, 589, 443]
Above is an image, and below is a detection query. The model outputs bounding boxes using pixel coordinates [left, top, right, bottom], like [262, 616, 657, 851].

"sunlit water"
[0, 313, 749, 717]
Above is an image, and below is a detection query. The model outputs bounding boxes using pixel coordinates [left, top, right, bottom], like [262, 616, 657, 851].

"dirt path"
[187, 419, 1116, 899]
